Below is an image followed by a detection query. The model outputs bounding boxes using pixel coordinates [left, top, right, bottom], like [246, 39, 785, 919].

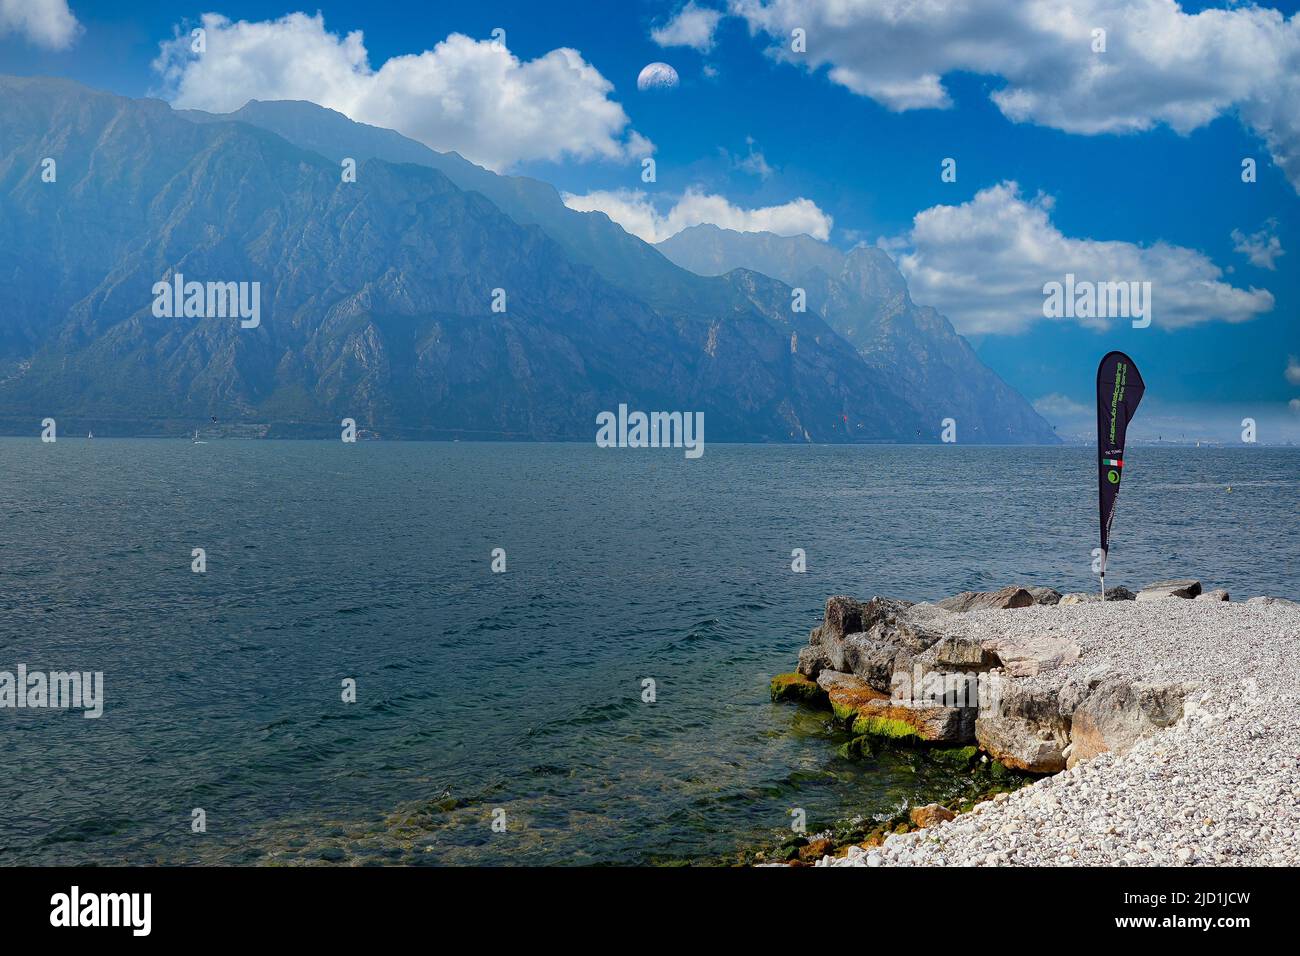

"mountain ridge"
[0, 75, 924, 442]
[0, 75, 1055, 443]
[658, 224, 1059, 444]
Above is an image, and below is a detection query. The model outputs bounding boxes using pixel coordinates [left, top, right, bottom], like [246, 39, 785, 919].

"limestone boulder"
[815, 670, 869, 693]
[851, 699, 976, 744]
[823, 595, 866, 640]
[975, 679, 1070, 773]
[980, 633, 1080, 678]
[826, 681, 889, 723]
[922, 636, 1000, 671]
[811, 595, 916, 672]
[797, 643, 832, 678]
[936, 586, 1034, 612]
[841, 633, 905, 693]
[1067, 679, 1189, 768]
[1024, 586, 1063, 606]
[1136, 579, 1202, 601]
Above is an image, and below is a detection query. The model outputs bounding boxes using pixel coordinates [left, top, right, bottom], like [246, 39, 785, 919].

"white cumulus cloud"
[1286, 355, 1300, 386]
[560, 187, 832, 243]
[652, 2, 723, 52]
[153, 12, 650, 171]
[1231, 221, 1285, 270]
[890, 182, 1273, 334]
[728, 0, 1300, 192]
[0, 0, 79, 48]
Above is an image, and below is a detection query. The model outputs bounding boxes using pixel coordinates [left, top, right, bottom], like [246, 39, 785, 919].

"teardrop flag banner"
[1096, 351, 1145, 600]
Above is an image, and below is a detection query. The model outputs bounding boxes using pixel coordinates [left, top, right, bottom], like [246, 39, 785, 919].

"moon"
[637, 62, 679, 91]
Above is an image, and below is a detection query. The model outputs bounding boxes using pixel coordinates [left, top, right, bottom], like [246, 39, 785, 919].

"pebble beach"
[814, 597, 1300, 866]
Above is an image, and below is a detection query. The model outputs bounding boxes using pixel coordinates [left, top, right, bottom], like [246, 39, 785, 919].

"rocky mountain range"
[658, 224, 1058, 444]
[0, 75, 1055, 443]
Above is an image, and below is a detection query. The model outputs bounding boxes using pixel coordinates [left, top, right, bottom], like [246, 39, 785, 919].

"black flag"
[1096, 351, 1145, 598]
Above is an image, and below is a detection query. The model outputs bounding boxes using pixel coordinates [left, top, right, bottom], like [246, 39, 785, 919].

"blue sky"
[3, 0, 1298, 441]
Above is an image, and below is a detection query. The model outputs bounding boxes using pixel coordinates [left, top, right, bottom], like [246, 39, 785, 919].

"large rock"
[841, 633, 906, 692]
[1057, 668, 1110, 718]
[816, 599, 946, 693]
[925, 636, 1000, 671]
[815, 670, 870, 693]
[797, 644, 832, 678]
[980, 634, 1080, 678]
[1059, 586, 1136, 605]
[1136, 579, 1202, 601]
[910, 803, 956, 828]
[823, 596, 866, 640]
[810, 595, 916, 672]
[770, 672, 827, 706]
[935, 586, 1035, 612]
[1196, 589, 1229, 602]
[1067, 679, 1189, 768]
[975, 679, 1070, 773]
[1246, 596, 1298, 606]
[903, 639, 999, 706]
[868, 616, 945, 653]
[1025, 586, 1063, 606]
[820, 673, 890, 724]
[851, 699, 976, 744]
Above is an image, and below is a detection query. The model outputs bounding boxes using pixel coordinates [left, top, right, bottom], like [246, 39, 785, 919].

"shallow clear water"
[1, 440, 1296, 864]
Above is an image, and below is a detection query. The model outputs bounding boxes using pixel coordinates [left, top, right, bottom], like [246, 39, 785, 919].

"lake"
[1, 440, 1296, 864]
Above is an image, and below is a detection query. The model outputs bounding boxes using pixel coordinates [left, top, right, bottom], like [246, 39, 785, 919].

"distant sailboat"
[192, 429, 207, 445]
[87, 430, 93, 439]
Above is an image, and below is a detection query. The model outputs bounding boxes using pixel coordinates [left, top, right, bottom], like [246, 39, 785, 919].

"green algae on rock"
[769, 672, 827, 705]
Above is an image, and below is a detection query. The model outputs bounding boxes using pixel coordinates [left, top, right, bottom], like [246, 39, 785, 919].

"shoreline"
[770, 582, 1300, 866]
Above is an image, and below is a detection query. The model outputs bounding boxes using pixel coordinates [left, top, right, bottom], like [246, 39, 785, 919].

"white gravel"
[817, 597, 1300, 867]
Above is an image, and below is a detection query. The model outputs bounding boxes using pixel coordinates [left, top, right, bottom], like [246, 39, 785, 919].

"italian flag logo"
[1103, 457, 1123, 467]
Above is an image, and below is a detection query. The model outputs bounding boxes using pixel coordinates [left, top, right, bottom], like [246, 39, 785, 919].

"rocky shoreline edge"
[764, 580, 1300, 867]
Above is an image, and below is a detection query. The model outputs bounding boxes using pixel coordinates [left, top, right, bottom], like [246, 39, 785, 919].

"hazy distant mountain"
[0, 76, 923, 441]
[183, 98, 1056, 444]
[658, 224, 1059, 444]
[179, 99, 712, 315]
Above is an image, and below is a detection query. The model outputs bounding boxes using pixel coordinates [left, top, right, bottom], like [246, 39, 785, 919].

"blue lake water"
[1, 440, 1297, 864]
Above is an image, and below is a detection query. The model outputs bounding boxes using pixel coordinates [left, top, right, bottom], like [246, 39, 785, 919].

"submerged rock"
[935, 586, 1035, 612]
[1136, 579, 1202, 601]
[836, 735, 875, 759]
[930, 745, 980, 768]
[769, 672, 827, 705]
[798, 838, 834, 862]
